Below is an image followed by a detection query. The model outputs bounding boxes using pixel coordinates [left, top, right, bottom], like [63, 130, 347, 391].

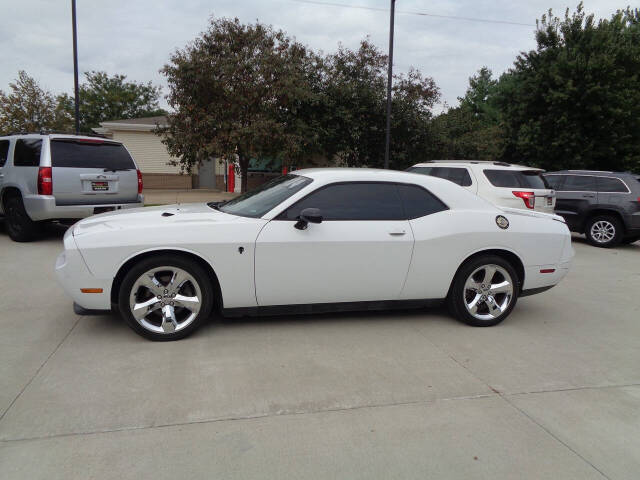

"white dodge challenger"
[56, 168, 573, 341]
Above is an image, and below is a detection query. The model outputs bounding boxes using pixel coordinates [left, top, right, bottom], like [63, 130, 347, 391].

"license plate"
[91, 181, 109, 191]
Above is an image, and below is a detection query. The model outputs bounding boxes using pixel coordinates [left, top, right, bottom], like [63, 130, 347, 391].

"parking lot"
[0, 221, 639, 479]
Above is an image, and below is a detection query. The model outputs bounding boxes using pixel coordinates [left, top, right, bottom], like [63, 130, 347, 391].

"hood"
[73, 202, 240, 236]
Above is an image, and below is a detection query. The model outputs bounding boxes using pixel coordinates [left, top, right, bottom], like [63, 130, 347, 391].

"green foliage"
[160, 18, 318, 191]
[160, 22, 441, 185]
[0, 71, 73, 134]
[430, 67, 504, 160]
[496, 4, 640, 172]
[70, 71, 165, 133]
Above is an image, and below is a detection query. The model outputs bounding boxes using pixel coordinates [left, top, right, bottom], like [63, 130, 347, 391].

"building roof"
[105, 116, 167, 126]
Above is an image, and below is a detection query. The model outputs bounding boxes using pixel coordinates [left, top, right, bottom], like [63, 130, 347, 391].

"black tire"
[447, 255, 519, 327]
[4, 195, 42, 242]
[118, 255, 214, 341]
[585, 215, 623, 248]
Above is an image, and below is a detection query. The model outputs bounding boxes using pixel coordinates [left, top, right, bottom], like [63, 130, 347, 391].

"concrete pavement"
[0, 222, 639, 479]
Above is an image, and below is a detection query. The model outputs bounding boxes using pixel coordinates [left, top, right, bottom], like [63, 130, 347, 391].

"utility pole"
[383, 0, 396, 169]
[71, 0, 80, 135]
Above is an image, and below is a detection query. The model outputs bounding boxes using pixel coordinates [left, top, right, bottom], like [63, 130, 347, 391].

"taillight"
[137, 169, 143, 194]
[513, 191, 535, 209]
[38, 167, 53, 195]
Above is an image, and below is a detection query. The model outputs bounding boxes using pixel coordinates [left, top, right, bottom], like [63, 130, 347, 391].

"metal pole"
[71, 0, 80, 135]
[384, 0, 395, 169]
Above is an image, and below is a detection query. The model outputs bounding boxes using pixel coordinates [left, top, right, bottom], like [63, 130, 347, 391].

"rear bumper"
[25, 194, 144, 221]
[55, 229, 112, 310]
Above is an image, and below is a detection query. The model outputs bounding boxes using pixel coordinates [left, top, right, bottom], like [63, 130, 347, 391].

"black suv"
[544, 170, 640, 247]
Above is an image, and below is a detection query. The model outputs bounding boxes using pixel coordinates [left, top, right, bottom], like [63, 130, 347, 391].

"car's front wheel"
[448, 255, 519, 327]
[118, 255, 214, 341]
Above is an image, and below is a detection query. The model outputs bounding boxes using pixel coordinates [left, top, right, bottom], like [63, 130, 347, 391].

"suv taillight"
[38, 167, 53, 195]
[513, 190, 535, 209]
[137, 169, 143, 194]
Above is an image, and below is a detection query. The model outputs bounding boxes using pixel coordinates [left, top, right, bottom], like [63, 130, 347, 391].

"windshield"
[212, 174, 312, 218]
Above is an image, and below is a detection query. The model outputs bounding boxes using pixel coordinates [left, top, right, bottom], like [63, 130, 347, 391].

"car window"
[13, 139, 42, 167]
[278, 182, 404, 220]
[397, 184, 448, 219]
[0, 140, 9, 167]
[50, 139, 136, 169]
[484, 169, 549, 189]
[560, 175, 598, 191]
[544, 174, 564, 190]
[407, 166, 472, 187]
[216, 174, 312, 218]
[596, 177, 628, 193]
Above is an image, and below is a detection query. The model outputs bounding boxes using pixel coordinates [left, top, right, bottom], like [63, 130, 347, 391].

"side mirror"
[294, 208, 323, 230]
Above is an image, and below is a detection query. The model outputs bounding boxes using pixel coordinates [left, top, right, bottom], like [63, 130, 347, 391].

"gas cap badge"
[496, 215, 509, 230]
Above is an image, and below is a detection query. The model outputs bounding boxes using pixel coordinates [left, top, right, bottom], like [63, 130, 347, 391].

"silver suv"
[0, 134, 144, 242]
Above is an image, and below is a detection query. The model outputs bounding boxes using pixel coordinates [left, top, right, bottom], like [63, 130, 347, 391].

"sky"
[0, 0, 625, 112]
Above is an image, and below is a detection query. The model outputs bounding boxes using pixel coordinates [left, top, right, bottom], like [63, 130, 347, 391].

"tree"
[63, 71, 165, 133]
[428, 67, 504, 161]
[0, 71, 72, 134]
[317, 40, 440, 170]
[160, 18, 317, 192]
[495, 4, 640, 172]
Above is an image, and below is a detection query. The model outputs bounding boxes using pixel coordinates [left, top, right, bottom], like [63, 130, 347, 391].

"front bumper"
[25, 194, 144, 221]
[55, 228, 112, 311]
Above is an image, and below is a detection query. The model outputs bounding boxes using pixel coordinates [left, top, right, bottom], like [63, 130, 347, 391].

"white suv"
[407, 161, 555, 213]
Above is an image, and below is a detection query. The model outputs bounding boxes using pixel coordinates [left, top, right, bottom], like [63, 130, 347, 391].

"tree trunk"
[238, 154, 249, 193]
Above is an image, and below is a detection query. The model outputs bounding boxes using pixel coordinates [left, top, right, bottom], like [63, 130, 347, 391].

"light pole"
[383, 0, 396, 169]
[71, 0, 80, 135]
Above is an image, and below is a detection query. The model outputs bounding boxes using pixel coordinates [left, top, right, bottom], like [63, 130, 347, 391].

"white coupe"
[55, 169, 573, 341]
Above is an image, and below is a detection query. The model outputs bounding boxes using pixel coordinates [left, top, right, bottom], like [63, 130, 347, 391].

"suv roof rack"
[421, 160, 513, 166]
[567, 169, 613, 173]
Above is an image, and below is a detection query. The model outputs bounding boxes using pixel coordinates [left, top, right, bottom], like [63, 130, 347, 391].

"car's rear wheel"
[118, 255, 214, 341]
[4, 195, 42, 242]
[585, 215, 623, 248]
[448, 255, 519, 327]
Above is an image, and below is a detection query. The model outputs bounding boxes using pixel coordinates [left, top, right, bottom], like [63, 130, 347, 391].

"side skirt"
[520, 285, 555, 297]
[222, 298, 444, 318]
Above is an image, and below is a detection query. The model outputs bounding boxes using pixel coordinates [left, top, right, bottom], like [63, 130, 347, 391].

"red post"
[282, 165, 288, 175]
[227, 163, 235, 192]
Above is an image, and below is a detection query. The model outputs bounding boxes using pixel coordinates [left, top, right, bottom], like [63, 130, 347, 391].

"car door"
[553, 175, 598, 231]
[254, 182, 414, 306]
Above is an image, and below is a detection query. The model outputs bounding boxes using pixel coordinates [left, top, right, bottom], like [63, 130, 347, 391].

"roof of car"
[292, 167, 432, 181]
[0, 133, 120, 143]
[545, 170, 635, 178]
[410, 160, 543, 171]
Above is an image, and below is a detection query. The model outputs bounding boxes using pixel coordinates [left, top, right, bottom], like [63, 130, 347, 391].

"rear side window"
[0, 140, 9, 167]
[544, 174, 564, 189]
[50, 139, 135, 170]
[484, 169, 549, 189]
[596, 177, 628, 193]
[397, 184, 448, 219]
[279, 182, 404, 220]
[14, 139, 42, 166]
[560, 175, 597, 191]
[408, 166, 472, 187]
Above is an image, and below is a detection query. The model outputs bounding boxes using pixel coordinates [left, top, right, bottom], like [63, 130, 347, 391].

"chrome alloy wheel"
[129, 267, 202, 334]
[590, 220, 616, 243]
[463, 264, 514, 321]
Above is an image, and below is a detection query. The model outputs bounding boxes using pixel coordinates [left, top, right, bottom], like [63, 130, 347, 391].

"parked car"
[407, 160, 556, 213]
[0, 134, 144, 242]
[544, 170, 640, 247]
[56, 168, 573, 341]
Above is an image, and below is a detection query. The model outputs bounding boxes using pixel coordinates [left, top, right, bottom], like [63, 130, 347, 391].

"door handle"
[388, 230, 406, 236]
[582, 193, 596, 198]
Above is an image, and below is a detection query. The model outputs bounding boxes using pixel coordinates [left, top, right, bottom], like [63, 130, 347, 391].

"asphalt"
[0, 221, 639, 479]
